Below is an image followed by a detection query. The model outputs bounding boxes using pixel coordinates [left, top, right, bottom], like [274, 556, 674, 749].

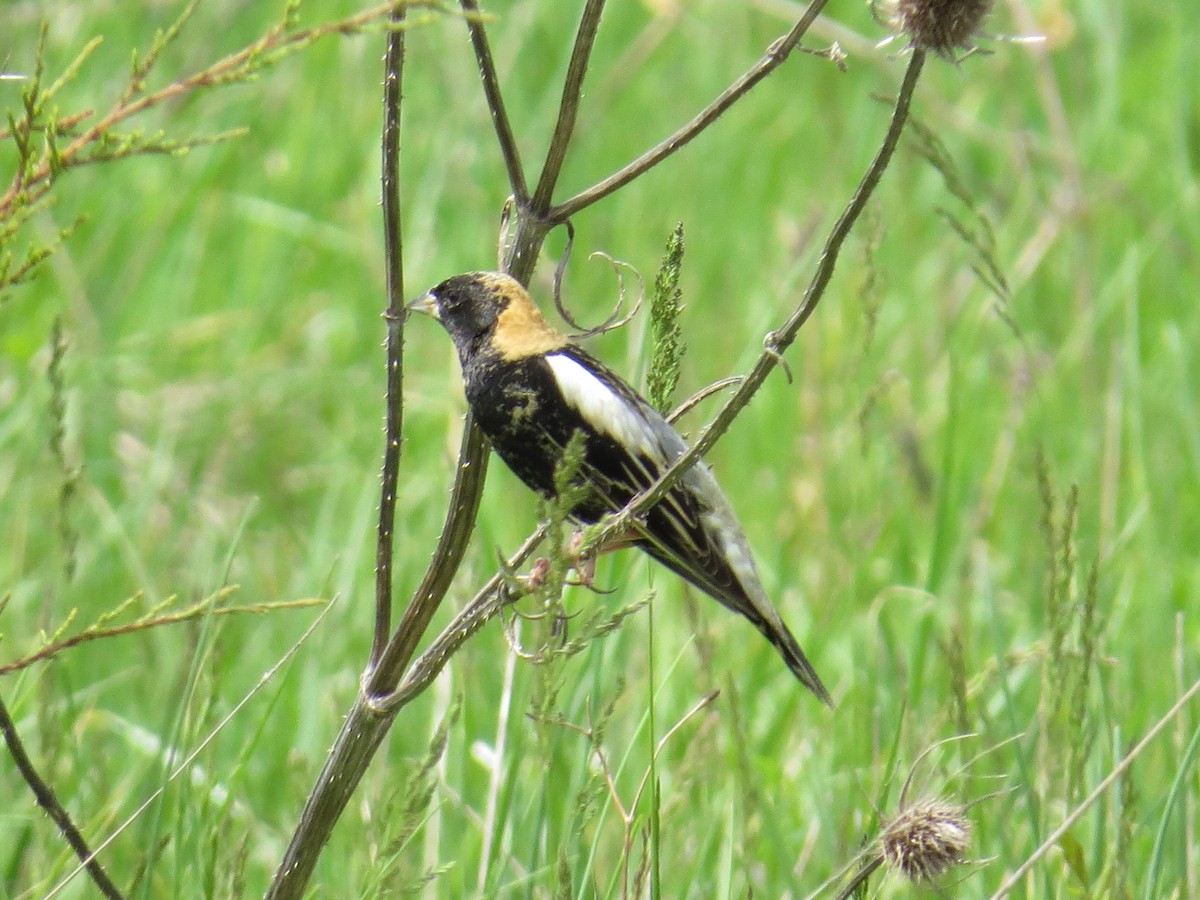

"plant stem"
[460, 0, 528, 202]
[0, 694, 125, 899]
[531, 0, 607, 212]
[372, 2, 408, 667]
[584, 50, 927, 551]
[550, 0, 831, 221]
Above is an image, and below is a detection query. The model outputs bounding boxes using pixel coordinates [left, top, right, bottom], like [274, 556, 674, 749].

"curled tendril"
[550, 223, 646, 339]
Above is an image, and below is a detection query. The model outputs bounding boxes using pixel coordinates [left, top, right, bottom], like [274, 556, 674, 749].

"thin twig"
[530, 0, 607, 211]
[628, 689, 720, 815]
[666, 376, 745, 424]
[580, 50, 927, 554]
[0, 693, 125, 899]
[550, 0, 832, 221]
[0, 595, 321, 677]
[460, 0, 528, 202]
[372, 2, 408, 668]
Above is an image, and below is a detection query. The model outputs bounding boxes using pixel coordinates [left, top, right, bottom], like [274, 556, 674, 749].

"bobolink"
[409, 272, 830, 705]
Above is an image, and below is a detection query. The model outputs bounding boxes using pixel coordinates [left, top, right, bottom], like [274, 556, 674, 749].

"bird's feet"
[564, 530, 599, 589]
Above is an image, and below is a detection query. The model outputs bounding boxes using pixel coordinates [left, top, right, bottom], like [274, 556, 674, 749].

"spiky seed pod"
[880, 798, 971, 882]
[885, 0, 994, 58]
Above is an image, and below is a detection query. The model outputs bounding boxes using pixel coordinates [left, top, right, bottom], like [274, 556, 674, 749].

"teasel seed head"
[880, 797, 972, 882]
[884, 0, 995, 59]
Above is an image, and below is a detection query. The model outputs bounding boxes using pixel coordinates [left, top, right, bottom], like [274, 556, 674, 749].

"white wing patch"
[546, 353, 663, 461]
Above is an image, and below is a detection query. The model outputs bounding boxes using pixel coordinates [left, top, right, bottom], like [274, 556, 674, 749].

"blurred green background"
[2, 0, 1198, 896]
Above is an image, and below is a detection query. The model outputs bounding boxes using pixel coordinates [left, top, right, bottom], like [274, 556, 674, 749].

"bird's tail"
[642, 542, 832, 706]
[629, 453, 832, 704]
[744, 600, 832, 707]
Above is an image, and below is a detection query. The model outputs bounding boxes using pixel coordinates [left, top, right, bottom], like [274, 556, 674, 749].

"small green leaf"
[1058, 829, 1090, 889]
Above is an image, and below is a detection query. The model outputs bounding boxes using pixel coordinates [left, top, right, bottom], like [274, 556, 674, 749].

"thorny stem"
[0, 694, 124, 899]
[278, 16, 518, 880]
[270, 12, 429, 896]
[273, 6, 891, 897]
[371, 0, 610, 697]
[273, 3, 530, 889]
[365, 12, 908, 721]
[372, 3, 408, 668]
[363, 0, 534, 696]
[370, 4, 863, 708]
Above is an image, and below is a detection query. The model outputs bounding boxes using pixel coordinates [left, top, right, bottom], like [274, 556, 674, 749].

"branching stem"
[582, 50, 927, 552]
[551, 0, 832, 221]
[272, 9, 911, 899]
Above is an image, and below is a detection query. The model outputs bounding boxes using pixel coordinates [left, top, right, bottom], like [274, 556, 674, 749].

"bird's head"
[409, 272, 568, 363]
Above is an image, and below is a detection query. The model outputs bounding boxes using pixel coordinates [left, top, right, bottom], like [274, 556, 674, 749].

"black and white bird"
[409, 271, 830, 705]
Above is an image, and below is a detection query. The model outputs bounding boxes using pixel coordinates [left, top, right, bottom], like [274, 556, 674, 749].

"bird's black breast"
[466, 355, 564, 496]
[463, 352, 652, 524]
[463, 346, 748, 607]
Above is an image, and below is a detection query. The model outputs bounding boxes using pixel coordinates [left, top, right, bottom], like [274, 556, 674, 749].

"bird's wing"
[543, 347, 744, 600]
[542, 346, 832, 704]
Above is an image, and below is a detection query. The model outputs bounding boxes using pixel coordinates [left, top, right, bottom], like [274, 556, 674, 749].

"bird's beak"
[406, 292, 440, 319]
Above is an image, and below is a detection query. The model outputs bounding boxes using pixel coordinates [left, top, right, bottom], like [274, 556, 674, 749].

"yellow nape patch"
[492, 287, 570, 360]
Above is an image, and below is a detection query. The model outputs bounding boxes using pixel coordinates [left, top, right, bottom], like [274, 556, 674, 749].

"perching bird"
[409, 271, 830, 705]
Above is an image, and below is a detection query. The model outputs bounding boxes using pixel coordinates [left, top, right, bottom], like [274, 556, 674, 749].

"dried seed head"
[881, 798, 971, 882]
[884, 0, 994, 59]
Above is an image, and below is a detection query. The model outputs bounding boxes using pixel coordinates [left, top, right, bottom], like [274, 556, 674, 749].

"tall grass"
[2, 0, 1198, 896]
